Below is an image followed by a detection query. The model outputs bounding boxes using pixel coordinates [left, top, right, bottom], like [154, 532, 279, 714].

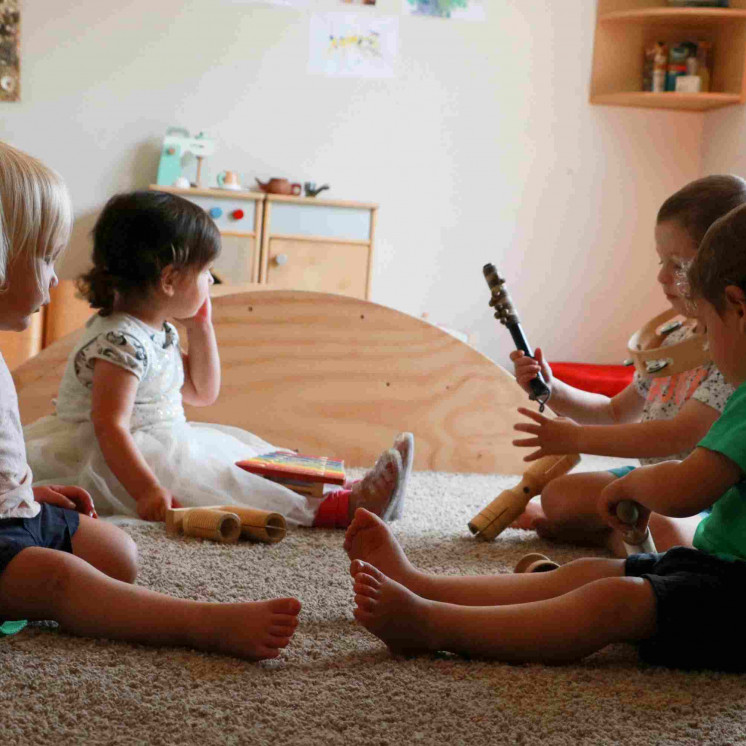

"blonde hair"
[0, 140, 72, 290]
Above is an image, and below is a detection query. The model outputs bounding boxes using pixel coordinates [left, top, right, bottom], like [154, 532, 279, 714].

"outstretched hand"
[33, 485, 98, 518]
[512, 406, 580, 461]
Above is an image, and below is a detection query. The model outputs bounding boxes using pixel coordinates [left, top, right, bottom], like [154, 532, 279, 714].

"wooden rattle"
[483, 262, 551, 411]
[166, 505, 287, 544]
[468, 452, 580, 541]
[625, 309, 709, 378]
[616, 500, 657, 555]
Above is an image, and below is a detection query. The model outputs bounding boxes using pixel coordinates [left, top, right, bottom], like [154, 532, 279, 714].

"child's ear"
[725, 285, 746, 329]
[160, 264, 178, 297]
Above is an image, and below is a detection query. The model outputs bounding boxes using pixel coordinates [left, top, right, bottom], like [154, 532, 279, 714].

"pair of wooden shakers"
[166, 505, 287, 544]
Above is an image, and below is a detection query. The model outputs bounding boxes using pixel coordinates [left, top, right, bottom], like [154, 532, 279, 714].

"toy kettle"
[255, 177, 301, 196]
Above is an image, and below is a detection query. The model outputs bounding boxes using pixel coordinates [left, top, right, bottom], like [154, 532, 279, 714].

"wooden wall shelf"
[600, 7, 746, 24]
[591, 1, 746, 111]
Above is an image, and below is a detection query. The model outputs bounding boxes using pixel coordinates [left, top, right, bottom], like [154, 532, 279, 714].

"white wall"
[701, 106, 746, 189]
[0, 0, 704, 367]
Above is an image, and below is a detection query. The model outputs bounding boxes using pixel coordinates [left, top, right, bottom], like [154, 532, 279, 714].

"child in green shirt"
[344, 200, 746, 670]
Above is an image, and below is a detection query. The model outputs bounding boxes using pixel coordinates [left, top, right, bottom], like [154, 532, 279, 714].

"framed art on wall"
[0, 0, 19, 102]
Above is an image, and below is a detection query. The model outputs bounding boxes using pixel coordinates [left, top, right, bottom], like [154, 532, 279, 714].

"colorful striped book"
[236, 451, 346, 486]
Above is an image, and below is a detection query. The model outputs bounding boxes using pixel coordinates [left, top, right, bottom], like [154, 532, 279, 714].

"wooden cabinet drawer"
[214, 233, 258, 284]
[269, 202, 371, 240]
[265, 238, 370, 298]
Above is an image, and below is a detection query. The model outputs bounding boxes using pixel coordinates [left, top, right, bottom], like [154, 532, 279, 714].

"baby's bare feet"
[200, 597, 301, 660]
[351, 560, 435, 656]
[344, 508, 420, 590]
[510, 499, 546, 531]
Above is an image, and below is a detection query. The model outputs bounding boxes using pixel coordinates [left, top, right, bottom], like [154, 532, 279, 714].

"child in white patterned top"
[510, 175, 744, 556]
[24, 190, 410, 526]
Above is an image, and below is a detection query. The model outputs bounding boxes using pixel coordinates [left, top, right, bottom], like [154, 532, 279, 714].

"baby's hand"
[510, 348, 553, 395]
[177, 297, 212, 329]
[598, 477, 651, 535]
[512, 406, 579, 461]
[33, 485, 98, 518]
[136, 485, 175, 522]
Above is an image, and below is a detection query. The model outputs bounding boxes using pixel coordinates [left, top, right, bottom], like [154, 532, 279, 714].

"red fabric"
[312, 489, 350, 529]
[550, 361, 634, 398]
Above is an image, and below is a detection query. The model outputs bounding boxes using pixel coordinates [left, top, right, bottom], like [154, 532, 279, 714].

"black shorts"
[0, 503, 80, 580]
[626, 546, 746, 671]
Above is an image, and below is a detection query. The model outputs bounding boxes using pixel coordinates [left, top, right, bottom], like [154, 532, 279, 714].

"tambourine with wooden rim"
[625, 309, 709, 379]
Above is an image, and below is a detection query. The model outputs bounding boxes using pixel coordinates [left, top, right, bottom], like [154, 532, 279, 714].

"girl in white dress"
[25, 191, 412, 526]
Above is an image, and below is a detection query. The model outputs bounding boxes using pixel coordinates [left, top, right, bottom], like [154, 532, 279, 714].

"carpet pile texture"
[2, 458, 746, 746]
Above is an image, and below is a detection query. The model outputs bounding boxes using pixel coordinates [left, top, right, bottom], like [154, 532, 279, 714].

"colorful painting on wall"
[308, 13, 398, 78]
[403, 0, 485, 21]
[0, 0, 20, 102]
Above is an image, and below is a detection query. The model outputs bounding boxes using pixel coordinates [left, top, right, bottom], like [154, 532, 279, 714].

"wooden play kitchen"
[149, 185, 377, 301]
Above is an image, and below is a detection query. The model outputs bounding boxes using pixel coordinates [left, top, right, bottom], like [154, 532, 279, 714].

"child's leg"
[513, 471, 615, 540]
[0, 547, 301, 660]
[71, 515, 139, 583]
[523, 471, 700, 556]
[345, 508, 625, 606]
[351, 560, 656, 662]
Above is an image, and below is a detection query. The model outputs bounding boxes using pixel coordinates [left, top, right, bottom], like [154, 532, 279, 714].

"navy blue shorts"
[626, 546, 746, 671]
[0, 503, 80, 580]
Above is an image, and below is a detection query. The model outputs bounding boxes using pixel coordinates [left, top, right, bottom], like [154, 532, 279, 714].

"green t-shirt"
[694, 381, 746, 560]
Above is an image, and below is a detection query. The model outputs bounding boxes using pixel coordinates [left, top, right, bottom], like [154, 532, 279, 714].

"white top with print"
[55, 313, 186, 431]
[633, 324, 733, 465]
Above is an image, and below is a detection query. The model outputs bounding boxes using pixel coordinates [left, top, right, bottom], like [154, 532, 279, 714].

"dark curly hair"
[78, 190, 221, 315]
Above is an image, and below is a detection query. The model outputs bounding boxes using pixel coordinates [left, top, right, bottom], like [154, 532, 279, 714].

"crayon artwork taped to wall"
[220, 0, 309, 6]
[309, 13, 398, 79]
[0, 0, 19, 102]
[403, 0, 485, 21]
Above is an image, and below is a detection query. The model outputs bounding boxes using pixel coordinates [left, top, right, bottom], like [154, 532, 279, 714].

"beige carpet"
[3, 458, 746, 746]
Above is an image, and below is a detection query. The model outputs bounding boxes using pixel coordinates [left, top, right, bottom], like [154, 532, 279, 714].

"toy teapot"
[255, 177, 301, 196]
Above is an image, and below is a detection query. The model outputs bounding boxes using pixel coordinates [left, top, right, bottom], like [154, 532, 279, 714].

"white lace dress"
[23, 313, 321, 525]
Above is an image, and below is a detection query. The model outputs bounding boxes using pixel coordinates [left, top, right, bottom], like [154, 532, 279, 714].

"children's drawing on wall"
[0, 0, 20, 102]
[308, 14, 398, 78]
[221, 0, 309, 6]
[403, 0, 485, 21]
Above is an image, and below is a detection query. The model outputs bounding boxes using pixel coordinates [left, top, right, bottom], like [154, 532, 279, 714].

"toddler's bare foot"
[351, 560, 435, 656]
[510, 499, 546, 531]
[348, 449, 402, 522]
[344, 507, 421, 591]
[198, 597, 301, 660]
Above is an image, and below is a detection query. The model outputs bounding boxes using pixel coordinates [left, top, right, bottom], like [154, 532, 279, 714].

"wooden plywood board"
[13, 290, 534, 475]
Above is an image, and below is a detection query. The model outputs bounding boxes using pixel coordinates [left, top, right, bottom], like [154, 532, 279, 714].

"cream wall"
[0, 1, 704, 366]
[701, 107, 746, 194]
